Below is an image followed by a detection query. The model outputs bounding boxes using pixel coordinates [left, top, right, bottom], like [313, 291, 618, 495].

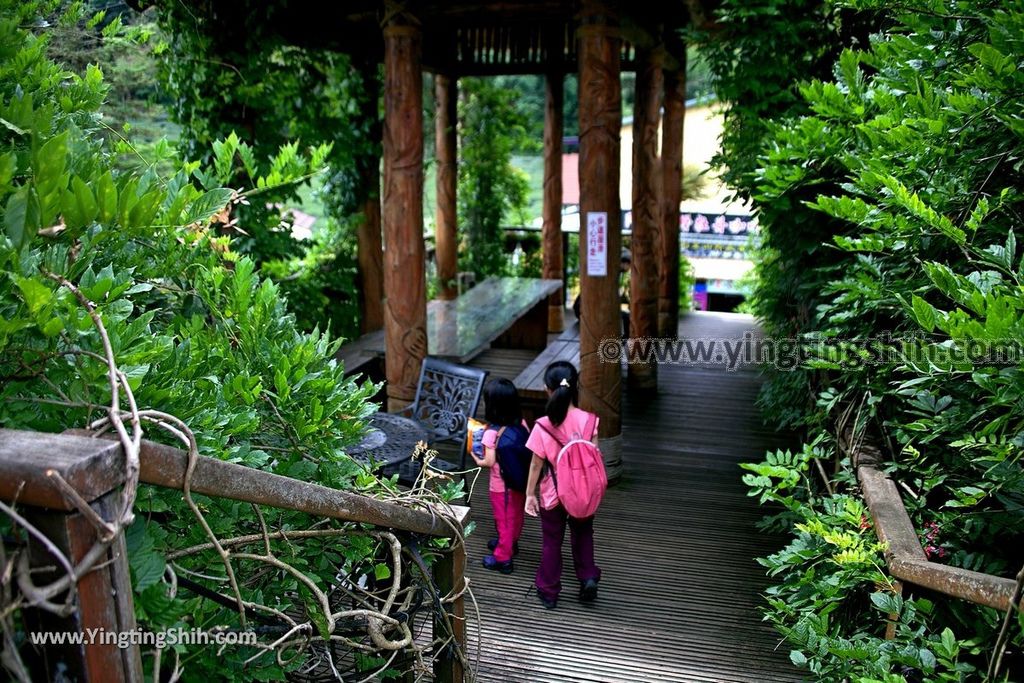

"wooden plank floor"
[462, 311, 801, 683]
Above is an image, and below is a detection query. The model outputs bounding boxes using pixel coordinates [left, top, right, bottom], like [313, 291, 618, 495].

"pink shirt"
[481, 428, 504, 493]
[526, 407, 600, 510]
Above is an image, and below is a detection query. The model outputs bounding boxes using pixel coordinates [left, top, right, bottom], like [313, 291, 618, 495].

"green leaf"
[0, 152, 16, 190]
[299, 584, 331, 640]
[62, 176, 98, 229]
[180, 188, 233, 225]
[789, 650, 808, 667]
[911, 295, 938, 333]
[35, 132, 68, 183]
[125, 520, 167, 591]
[870, 591, 902, 615]
[4, 186, 40, 249]
[938, 627, 958, 659]
[95, 171, 117, 223]
[14, 276, 52, 314]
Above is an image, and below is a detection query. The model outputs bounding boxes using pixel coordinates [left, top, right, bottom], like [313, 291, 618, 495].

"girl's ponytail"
[543, 361, 578, 427]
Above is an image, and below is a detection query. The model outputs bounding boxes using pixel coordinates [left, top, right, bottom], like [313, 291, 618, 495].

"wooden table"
[339, 277, 562, 370]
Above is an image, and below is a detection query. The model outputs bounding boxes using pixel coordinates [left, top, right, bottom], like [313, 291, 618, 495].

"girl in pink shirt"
[470, 378, 529, 574]
[524, 361, 602, 609]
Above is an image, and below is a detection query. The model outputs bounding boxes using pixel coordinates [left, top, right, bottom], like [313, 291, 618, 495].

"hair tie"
[559, 378, 570, 388]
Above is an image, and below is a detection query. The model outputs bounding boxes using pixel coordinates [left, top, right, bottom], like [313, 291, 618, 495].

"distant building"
[559, 98, 754, 311]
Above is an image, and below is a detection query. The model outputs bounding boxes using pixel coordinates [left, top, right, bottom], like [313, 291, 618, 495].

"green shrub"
[0, 5, 382, 679]
[704, 0, 1024, 678]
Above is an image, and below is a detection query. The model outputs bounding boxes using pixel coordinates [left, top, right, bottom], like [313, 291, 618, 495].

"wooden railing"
[0, 428, 470, 683]
[842, 432, 1023, 614]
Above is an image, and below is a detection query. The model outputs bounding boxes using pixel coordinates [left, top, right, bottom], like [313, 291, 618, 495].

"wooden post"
[542, 67, 565, 333]
[628, 45, 663, 389]
[434, 73, 458, 301]
[0, 431, 142, 682]
[659, 43, 686, 339]
[578, 0, 623, 481]
[357, 60, 385, 334]
[431, 506, 469, 683]
[382, 18, 428, 411]
[432, 545, 467, 683]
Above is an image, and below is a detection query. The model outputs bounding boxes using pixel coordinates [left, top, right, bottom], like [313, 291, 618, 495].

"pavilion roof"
[202, 1, 698, 74]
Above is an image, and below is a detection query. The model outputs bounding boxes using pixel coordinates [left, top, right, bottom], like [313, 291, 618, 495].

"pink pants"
[489, 489, 525, 562]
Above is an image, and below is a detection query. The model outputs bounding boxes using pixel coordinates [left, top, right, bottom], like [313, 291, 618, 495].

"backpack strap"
[583, 412, 597, 442]
[533, 419, 567, 494]
[534, 419, 565, 448]
[492, 425, 507, 463]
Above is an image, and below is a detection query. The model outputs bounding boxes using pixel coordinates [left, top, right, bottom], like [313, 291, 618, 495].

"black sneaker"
[481, 555, 514, 574]
[528, 584, 557, 609]
[579, 578, 599, 602]
[537, 592, 557, 609]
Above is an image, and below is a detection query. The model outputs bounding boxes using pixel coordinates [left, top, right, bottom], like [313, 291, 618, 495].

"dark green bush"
[703, 0, 1024, 678]
[0, 4, 382, 679]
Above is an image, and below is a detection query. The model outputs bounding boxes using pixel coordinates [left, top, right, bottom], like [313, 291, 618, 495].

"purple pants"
[490, 489, 525, 562]
[536, 504, 601, 601]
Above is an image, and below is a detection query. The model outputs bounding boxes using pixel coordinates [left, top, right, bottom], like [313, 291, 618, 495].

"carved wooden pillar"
[578, 0, 622, 481]
[628, 45, 663, 390]
[434, 73, 458, 300]
[383, 19, 427, 411]
[543, 69, 565, 332]
[660, 45, 686, 339]
[357, 60, 384, 334]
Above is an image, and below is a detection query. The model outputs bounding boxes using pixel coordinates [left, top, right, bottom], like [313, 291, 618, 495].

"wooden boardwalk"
[462, 311, 801, 683]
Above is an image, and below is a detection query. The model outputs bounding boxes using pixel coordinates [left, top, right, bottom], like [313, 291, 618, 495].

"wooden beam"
[0, 430, 123, 511]
[659, 45, 686, 339]
[357, 60, 385, 334]
[383, 20, 428, 411]
[578, 0, 623, 480]
[628, 45, 662, 389]
[542, 67, 565, 332]
[434, 73, 458, 300]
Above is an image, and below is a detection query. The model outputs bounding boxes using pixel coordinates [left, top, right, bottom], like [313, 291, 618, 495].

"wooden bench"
[337, 277, 562, 370]
[514, 335, 580, 404]
[336, 329, 384, 378]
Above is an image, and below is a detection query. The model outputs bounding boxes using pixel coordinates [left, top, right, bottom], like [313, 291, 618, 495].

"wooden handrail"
[1, 429, 467, 537]
[133, 437, 468, 537]
[847, 435, 1020, 612]
[0, 428, 469, 683]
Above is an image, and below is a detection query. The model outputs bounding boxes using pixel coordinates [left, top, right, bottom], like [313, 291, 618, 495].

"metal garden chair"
[389, 357, 488, 488]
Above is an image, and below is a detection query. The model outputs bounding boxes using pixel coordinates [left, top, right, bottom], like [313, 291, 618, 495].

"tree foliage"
[457, 78, 531, 278]
[0, 3, 384, 679]
[154, 0, 380, 339]
[702, 0, 1024, 678]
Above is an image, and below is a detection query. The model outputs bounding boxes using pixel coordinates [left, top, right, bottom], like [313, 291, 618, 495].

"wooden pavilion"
[192, 0, 712, 472]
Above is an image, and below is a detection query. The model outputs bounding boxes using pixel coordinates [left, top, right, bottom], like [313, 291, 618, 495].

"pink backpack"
[537, 413, 607, 518]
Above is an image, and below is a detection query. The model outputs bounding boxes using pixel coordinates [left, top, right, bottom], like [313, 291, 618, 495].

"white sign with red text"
[586, 212, 607, 277]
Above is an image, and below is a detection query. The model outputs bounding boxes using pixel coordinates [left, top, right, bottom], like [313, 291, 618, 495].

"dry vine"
[0, 275, 480, 682]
